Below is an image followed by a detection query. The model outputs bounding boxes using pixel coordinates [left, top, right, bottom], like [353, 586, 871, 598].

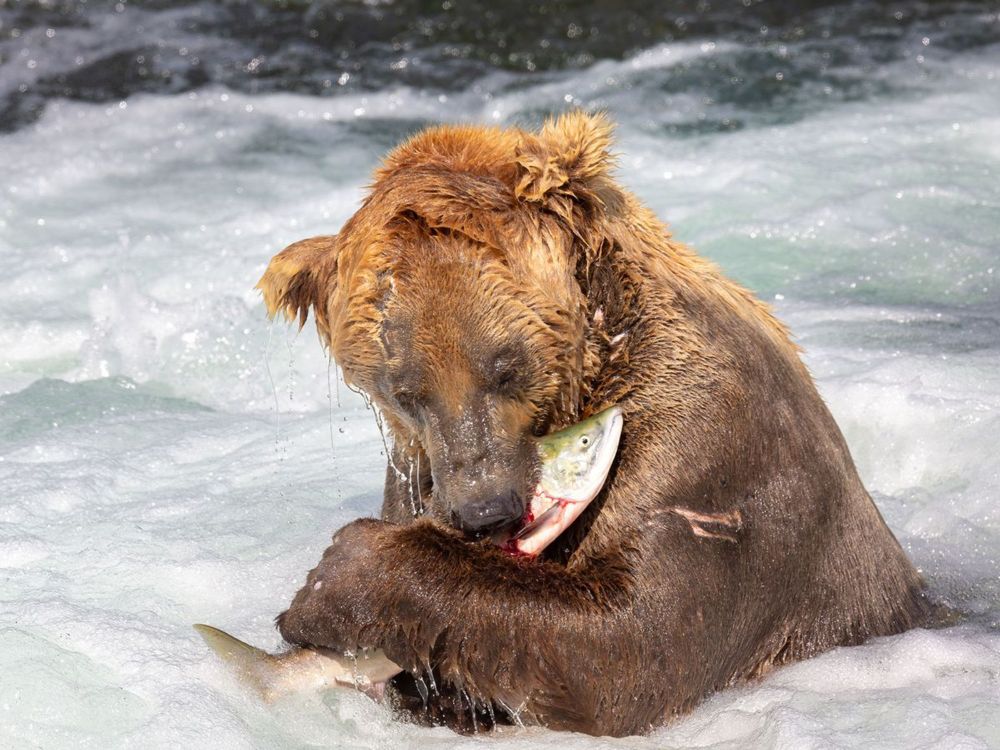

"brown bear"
[257, 112, 930, 737]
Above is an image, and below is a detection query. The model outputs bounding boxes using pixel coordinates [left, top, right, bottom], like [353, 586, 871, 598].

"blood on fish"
[499, 508, 535, 556]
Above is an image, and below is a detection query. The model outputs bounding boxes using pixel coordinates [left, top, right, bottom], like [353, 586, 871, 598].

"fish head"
[535, 405, 623, 504]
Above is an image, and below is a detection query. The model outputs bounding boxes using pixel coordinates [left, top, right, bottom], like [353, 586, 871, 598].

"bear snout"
[449, 489, 524, 536]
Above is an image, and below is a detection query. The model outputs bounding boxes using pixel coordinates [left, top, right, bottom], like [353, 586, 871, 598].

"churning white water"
[1, 1, 998, 747]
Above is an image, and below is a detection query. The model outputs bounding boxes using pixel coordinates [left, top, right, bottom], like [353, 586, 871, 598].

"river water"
[1, 1, 998, 747]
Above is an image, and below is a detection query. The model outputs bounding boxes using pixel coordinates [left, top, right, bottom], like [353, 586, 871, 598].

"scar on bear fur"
[257, 112, 931, 736]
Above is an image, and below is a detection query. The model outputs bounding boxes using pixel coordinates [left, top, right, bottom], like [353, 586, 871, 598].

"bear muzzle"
[449, 489, 525, 536]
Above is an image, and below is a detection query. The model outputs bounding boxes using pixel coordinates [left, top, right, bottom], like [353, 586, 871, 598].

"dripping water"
[413, 674, 429, 708]
[406, 439, 424, 517]
[425, 663, 438, 696]
[460, 688, 479, 733]
[325, 355, 342, 501]
[351, 381, 409, 486]
[497, 698, 526, 728]
[263, 317, 280, 427]
[263, 317, 289, 504]
[284, 326, 297, 405]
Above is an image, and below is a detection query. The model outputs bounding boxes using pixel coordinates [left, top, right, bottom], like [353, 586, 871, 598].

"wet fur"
[259, 112, 930, 736]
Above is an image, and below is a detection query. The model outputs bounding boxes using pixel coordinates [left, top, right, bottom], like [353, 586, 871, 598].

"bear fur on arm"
[257, 112, 930, 736]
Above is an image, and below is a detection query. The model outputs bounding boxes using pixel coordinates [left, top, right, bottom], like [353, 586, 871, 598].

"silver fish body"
[193, 624, 399, 701]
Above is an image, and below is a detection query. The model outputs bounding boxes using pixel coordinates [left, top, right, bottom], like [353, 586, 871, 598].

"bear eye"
[393, 388, 423, 414]
[489, 348, 526, 395]
[493, 366, 522, 395]
[496, 369, 516, 389]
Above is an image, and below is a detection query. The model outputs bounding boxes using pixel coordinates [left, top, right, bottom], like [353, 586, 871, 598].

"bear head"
[258, 112, 621, 536]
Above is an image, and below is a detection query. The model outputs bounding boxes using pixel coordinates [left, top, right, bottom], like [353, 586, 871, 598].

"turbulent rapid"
[0, 1, 998, 748]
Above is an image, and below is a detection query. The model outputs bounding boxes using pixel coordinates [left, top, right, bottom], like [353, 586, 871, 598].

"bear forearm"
[276, 518, 641, 723]
[363, 522, 649, 726]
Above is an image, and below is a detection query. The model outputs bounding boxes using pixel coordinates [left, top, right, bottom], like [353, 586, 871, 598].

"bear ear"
[256, 235, 338, 329]
[514, 111, 615, 204]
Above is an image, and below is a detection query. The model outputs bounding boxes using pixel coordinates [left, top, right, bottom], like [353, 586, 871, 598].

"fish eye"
[580, 436, 591, 447]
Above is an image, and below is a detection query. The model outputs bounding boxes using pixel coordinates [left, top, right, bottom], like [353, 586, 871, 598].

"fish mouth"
[496, 406, 623, 557]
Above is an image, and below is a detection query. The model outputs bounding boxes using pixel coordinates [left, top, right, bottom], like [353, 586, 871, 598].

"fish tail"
[193, 623, 282, 701]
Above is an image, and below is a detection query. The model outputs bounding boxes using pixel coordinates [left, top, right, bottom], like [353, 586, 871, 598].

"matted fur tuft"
[514, 111, 616, 203]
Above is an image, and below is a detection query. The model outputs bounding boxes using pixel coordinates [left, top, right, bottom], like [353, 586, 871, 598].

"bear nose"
[451, 491, 523, 536]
